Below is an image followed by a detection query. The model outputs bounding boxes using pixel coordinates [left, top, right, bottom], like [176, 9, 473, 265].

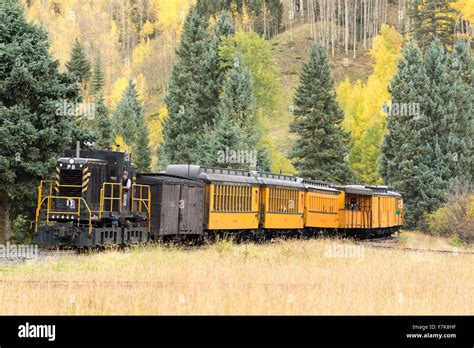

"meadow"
[0, 232, 472, 315]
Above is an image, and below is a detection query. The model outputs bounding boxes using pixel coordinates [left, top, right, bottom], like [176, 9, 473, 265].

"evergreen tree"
[198, 114, 248, 169]
[94, 94, 112, 148]
[0, 0, 81, 238]
[133, 124, 152, 172]
[289, 44, 354, 183]
[408, 0, 457, 50]
[65, 38, 91, 87]
[424, 39, 473, 184]
[158, 7, 215, 167]
[112, 79, 142, 145]
[91, 55, 105, 98]
[445, 40, 474, 183]
[217, 63, 256, 136]
[381, 42, 446, 227]
[207, 10, 236, 107]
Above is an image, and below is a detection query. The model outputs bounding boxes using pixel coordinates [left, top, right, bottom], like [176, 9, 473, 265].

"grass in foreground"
[0, 232, 472, 315]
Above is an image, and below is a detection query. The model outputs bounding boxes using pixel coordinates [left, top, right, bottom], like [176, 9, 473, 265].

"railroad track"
[356, 235, 474, 255]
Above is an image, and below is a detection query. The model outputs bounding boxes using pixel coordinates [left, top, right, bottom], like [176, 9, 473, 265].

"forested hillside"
[1, 0, 473, 241]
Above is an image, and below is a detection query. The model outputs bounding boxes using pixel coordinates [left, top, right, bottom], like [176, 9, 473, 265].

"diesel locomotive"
[34, 148, 404, 247]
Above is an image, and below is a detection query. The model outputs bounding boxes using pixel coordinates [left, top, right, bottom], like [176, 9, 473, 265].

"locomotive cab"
[34, 148, 150, 247]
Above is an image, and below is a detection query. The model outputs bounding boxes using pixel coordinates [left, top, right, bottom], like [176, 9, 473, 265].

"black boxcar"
[136, 174, 205, 239]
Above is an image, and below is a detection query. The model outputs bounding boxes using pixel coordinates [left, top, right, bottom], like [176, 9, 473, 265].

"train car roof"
[136, 173, 204, 186]
[254, 172, 306, 189]
[299, 178, 340, 193]
[335, 184, 374, 195]
[165, 165, 259, 184]
[365, 185, 402, 197]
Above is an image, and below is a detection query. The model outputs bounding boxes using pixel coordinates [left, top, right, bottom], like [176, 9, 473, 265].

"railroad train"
[33, 148, 404, 247]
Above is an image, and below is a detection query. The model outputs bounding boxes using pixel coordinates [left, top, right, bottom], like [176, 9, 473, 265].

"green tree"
[158, 7, 216, 167]
[289, 44, 354, 184]
[94, 94, 112, 148]
[0, 0, 81, 240]
[381, 42, 446, 227]
[112, 79, 142, 145]
[90, 55, 105, 98]
[65, 38, 91, 88]
[423, 39, 472, 184]
[408, 0, 458, 50]
[133, 124, 152, 172]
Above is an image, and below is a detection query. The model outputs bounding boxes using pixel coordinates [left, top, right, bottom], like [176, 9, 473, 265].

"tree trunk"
[0, 193, 10, 244]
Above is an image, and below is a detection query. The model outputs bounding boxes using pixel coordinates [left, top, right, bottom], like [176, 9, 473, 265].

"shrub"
[425, 181, 474, 243]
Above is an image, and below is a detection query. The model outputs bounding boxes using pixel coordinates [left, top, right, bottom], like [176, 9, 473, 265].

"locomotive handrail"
[37, 180, 53, 214]
[99, 182, 123, 218]
[35, 196, 92, 234]
[132, 184, 151, 231]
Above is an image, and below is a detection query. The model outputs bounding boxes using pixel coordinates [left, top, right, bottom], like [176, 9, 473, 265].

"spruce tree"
[289, 44, 354, 183]
[158, 7, 215, 167]
[133, 124, 152, 172]
[112, 79, 141, 145]
[94, 94, 112, 149]
[381, 42, 446, 227]
[217, 63, 256, 136]
[65, 38, 91, 87]
[408, 0, 457, 50]
[91, 55, 105, 98]
[198, 114, 248, 169]
[0, 0, 81, 238]
[445, 40, 474, 183]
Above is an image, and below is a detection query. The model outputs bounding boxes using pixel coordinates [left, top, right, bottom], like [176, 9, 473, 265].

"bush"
[425, 181, 474, 243]
[11, 214, 32, 244]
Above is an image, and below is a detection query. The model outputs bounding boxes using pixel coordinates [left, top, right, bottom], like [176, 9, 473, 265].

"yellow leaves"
[451, 0, 474, 23]
[142, 20, 154, 38]
[150, 0, 196, 35]
[114, 135, 131, 154]
[337, 26, 403, 183]
[370, 24, 403, 82]
[109, 77, 129, 109]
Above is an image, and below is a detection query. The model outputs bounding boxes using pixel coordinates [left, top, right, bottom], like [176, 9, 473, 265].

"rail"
[132, 184, 151, 231]
[99, 183, 122, 218]
[35, 196, 92, 234]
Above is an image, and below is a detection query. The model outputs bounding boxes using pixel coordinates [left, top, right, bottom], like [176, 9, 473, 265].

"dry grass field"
[0, 231, 472, 315]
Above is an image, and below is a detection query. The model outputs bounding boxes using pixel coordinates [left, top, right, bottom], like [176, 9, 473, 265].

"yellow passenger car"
[367, 186, 404, 229]
[166, 165, 260, 231]
[301, 179, 340, 229]
[256, 173, 305, 229]
[337, 185, 374, 229]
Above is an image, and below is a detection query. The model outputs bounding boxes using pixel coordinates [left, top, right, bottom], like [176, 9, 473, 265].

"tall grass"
[0, 233, 472, 315]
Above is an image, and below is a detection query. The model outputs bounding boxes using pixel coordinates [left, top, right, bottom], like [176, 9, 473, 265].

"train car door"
[178, 184, 204, 235]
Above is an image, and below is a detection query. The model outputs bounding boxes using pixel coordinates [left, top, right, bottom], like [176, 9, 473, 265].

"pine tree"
[133, 124, 152, 172]
[445, 40, 473, 183]
[408, 0, 458, 50]
[217, 63, 256, 136]
[91, 55, 105, 98]
[289, 44, 354, 183]
[65, 38, 91, 87]
[0, 0, 81, 240]
[94, 94, 112, 149]
[424, 39, 472, 184]
[381, 42, 446, 227]
[112, 79, 142, 145]
[158, 7, 215, 167]
[198, 114, 248, 169]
